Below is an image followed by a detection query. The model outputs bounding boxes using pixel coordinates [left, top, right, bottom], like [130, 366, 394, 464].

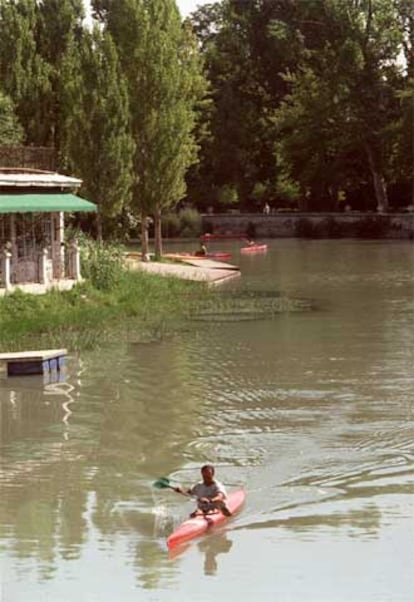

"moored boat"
[240, 243, 268, 254]
[167, 488, 246, 550]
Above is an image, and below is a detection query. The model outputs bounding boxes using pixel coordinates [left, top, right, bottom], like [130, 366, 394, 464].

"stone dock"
[124, 253, 240, 286]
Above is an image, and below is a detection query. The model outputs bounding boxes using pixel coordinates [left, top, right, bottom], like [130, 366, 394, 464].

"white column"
[39, 248, 49, 284]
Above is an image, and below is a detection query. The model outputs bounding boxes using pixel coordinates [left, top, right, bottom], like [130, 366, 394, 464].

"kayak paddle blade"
[153, 477, 173, 489]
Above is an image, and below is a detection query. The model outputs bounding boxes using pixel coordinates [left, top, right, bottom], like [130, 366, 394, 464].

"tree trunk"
[140, 208, 149, 261]
[365, 144, 389, 212]
[412, 96, 414, 206]
[96, 213, 103, 242]
[154, 205, 162, 259]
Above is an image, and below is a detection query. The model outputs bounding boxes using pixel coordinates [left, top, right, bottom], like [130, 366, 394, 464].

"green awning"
[0, 193, 97, 213]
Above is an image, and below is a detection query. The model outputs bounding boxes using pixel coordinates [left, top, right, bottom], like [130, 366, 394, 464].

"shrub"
[80, 238, 124, 290]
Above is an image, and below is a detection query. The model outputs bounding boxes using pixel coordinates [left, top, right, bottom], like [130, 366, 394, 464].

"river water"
[1, 239, 413, 602]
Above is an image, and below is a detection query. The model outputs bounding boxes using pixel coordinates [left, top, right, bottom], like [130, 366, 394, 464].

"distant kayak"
[240, 244, 268, 254]
[167, 488, 246, 550]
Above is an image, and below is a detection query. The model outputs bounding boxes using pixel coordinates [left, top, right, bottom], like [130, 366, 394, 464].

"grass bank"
[0, 270, 207, 352]
[0, 237, 313, 352]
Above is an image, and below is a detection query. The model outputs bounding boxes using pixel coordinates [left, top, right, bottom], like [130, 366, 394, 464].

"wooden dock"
[0, 349, 67, 376]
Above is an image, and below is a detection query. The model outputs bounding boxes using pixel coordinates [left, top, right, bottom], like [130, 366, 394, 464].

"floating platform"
[0, 349, 67, 376]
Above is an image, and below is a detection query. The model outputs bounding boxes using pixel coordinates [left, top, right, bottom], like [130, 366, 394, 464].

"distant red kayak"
[240, 244, 268, 254]
[167, 489, 246, 550]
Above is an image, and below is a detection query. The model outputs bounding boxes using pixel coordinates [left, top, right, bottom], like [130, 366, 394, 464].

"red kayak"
[240, 244, 268, 254]
[167, 489, 246, 550]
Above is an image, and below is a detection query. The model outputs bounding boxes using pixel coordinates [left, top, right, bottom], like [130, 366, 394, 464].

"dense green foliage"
[0, 0, 204, 246]
[0, 92, 23, 144]
[0, 0, 412, 231]
[187, 0, 413, 213]
[162, 207, 202, 238]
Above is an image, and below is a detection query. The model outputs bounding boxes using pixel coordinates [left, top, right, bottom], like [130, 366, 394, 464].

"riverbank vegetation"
[0, 238, 312, 351]
[0, 268, 205, 352]
[0, 236, 207, 350]
[1, 0, 412, 249]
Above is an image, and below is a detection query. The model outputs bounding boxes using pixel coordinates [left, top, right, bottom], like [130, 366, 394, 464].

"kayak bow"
[167, 488, 246, 550]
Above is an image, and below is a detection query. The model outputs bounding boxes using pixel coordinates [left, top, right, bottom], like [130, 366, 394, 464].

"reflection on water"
[198, 532, 233, 576]
[0, 240, 413, 601]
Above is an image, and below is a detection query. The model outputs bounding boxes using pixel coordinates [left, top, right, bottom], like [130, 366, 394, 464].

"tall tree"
[394, 0, 414, 205]
[187, 0, 306, 210]
[274, 0, 406, 211]
[92, 0, 206, 258]
[0, 0, 85, 166]
[65, 28, 134, 239]
[35, 0, 85, 166]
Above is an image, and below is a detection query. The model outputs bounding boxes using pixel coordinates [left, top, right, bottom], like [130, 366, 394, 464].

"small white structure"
[0, 168, 96, 295]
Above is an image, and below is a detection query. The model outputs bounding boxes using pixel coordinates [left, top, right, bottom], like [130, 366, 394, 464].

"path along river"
[1, 239, 413, 602]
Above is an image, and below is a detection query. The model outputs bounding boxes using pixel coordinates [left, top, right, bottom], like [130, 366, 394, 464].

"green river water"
[1, 239, 413, 601]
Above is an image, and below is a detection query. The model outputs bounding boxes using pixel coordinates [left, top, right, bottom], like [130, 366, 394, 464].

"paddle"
[153, 476, 192, 497]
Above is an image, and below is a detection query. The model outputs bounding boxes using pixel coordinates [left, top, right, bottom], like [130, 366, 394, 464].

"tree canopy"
[0, 0, 412, 236]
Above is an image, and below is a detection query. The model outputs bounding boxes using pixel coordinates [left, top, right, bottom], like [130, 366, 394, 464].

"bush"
[80, 238, 124, 290]
[161, 208, 202, 238]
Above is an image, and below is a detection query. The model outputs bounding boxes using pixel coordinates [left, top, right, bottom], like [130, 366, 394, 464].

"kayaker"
[195, 242, 207, 257]
[175, 464, 232, 517]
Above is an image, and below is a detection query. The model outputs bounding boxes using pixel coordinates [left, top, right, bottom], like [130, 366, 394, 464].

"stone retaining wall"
[201, 212, 414, 239]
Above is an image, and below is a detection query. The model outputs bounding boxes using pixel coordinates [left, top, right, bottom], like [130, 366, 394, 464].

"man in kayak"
[175, 464, 232, 518]
[195, 242, 207, 256]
